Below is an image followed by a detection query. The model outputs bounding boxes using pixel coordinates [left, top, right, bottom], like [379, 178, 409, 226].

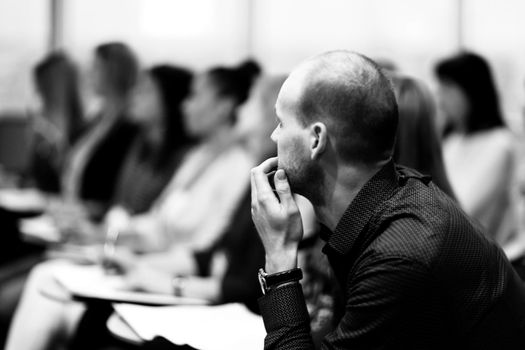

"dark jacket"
[79, 116, 138, 212]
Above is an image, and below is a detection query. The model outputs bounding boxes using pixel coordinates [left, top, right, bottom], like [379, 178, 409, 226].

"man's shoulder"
[367, 213, 445, 268]
[368, 180, 470, 265]
[385, 173, 461, 227]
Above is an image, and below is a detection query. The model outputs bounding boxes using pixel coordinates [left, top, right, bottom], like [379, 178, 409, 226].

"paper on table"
[52, 264, 208, 306]
[113, 303, 266, 350]
[19, 214, 61, 243]
[0, 188, 46, 212]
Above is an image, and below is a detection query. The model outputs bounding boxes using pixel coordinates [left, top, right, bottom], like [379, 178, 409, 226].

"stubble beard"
[281, 156, 325, 207]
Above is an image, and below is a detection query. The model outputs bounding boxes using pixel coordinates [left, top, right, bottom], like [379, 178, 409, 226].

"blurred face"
[236, 82, 277, 158]
[183, 74, 231, 138]
[437, 80, 470, 131]
[91, 57, 106, 96]
[129, 74, 163, 126]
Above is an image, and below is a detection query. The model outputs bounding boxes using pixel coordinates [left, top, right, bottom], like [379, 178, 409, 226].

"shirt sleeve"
[258, 283, 316, 350]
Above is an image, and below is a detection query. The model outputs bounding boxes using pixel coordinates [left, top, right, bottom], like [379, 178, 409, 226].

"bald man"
[251, 51, 525, 349]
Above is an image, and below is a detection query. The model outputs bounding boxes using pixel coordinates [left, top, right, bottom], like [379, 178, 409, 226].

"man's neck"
[313, 160, 388, 232]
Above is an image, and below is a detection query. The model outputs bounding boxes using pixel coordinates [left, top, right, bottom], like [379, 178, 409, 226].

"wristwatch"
[172, 275, 187, 297]
[258, 267, 303, 295]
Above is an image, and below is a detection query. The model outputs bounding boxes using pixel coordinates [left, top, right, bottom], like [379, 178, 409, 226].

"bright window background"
[252, 0, 458, 79]
[462, 0, 525, 130]
[0, 0, 48, 111]
[1, 0, 524, 130]
[63, 0, 251, 69]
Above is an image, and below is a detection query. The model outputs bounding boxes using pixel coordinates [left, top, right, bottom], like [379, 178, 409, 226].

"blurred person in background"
[58, 42, 140, 227]
[0, 51, 83, 262]
[4, 59, 261, 350]
[27, 51, 85, 193]
[109, 59, 261, 252]
[435, 52, 520, 254]
[3, 63, 192, 350]
[51, 64, 195, 248]
[105, 75, 295, 305]
[108, 64, 194, 216]
[0, 50, 84, 250]
[3, 63, 191, 350]
[49, 64, 196, 249]
[391, 74, 455, 198]
[501, 75, 525, 278]
[0, 51, 84, 347]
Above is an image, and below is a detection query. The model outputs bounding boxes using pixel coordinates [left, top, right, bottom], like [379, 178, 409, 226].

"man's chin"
[284, 171, 302, 195]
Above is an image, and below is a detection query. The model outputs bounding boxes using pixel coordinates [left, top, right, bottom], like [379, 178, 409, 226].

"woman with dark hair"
[435, 52, 518, 249]
[436, 52, 505, 137]
[391, 74, 455, 198]
[107, 75, 288, 304]
[110, 65, 194, 215]
[29, 51, 84, 193]
[112, 59, 262, 252]
[181, 60, 260, 138]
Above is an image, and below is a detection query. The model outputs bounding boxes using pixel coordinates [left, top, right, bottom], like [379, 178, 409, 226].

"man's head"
[272, 51, 398, 200]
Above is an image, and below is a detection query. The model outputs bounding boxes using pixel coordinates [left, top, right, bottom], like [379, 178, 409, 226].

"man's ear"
[309, 122, 327, 160]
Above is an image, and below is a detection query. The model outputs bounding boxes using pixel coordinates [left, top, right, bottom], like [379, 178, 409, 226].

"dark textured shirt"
[258, 161, 525, 349]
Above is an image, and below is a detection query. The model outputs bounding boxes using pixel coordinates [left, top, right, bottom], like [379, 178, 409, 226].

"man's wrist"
[265, 248, 298, 274]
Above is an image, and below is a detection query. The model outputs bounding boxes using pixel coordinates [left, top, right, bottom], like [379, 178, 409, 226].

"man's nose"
[270, 127, 278, 143]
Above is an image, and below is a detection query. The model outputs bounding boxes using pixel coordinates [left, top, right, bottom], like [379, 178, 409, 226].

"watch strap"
[259, 267, 303, 294]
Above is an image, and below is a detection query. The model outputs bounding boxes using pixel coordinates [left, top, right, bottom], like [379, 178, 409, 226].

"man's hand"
[251, 157, 303, 274]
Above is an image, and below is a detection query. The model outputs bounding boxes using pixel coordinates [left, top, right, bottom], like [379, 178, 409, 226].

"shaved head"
[277, 50, 398, 165]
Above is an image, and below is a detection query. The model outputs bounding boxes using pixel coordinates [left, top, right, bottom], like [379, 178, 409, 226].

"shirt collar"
[322, 160, 399, 257]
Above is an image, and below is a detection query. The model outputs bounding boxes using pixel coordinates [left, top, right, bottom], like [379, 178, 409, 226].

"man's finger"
[258, 157, 278, 173]
[252, 157, 278, 196]
[274, 169, 297, 209]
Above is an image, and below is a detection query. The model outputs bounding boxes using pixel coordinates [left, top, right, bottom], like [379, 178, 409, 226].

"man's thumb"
[275, 169, 294, 203]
